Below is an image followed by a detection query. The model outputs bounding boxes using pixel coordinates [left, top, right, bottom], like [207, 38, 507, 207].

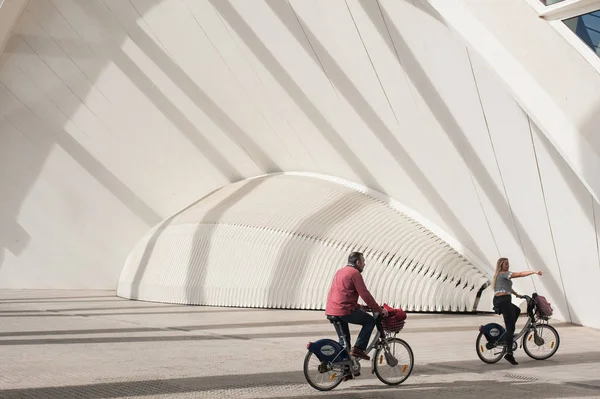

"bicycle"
[476, 293, 560, 363]
[303, 307, 414, 391]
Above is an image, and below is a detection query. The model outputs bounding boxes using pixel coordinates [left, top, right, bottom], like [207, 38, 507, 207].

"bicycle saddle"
[326, 315, 343, 322]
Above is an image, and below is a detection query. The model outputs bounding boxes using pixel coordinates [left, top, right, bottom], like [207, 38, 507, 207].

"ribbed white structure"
[117, 173, 490, 312]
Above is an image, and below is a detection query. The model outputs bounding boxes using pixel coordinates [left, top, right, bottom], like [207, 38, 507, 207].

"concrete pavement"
[0, 290, 599, 398]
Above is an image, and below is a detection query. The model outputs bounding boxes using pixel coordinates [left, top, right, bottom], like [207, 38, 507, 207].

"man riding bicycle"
[325, 252, 388, 361]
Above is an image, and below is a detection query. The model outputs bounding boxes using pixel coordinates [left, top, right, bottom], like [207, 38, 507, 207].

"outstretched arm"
[351, 273, 384, 314]
[510, 270, 543, 279]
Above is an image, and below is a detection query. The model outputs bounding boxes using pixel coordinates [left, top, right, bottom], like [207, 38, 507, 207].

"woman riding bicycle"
[493, 257, 543, 365]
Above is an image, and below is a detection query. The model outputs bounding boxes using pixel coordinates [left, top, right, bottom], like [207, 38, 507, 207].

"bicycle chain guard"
[317, 362, 329, 374]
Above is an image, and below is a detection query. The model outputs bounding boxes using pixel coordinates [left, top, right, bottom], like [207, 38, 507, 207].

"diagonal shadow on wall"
[208, 0, 384, 193]
[362, 0, 574, 320]
[265, 190, 370, 308]
[186, 177, 267, 305]
[0, 108, 35, 272]
[265, 0, 489, 268]
[0, 59, 162, 276]
[129, 186, 222, 299]
[0, 73, 161, 224]
[0, 7, 39, 276]
[73, 1, 290, 296]
[77, 0, 281, 176]
[0, 2, 172, 279]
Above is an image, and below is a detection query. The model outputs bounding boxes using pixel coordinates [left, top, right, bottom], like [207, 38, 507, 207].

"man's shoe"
[343, 371, 361, 381]
[350, 347, 370, 361]
[504, 354, 518, 365]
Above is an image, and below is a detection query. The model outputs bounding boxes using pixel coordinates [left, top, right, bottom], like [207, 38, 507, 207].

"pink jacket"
[325, 266, 383, 316]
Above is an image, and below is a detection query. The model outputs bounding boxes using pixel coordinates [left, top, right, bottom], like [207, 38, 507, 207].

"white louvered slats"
[117, 172, 490, 312]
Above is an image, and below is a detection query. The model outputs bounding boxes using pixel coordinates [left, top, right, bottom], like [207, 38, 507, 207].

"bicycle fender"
[307, 339, 348, 362]
[480, 323, 505, 342]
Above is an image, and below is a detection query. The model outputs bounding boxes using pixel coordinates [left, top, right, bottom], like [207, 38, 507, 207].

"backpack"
[533, 293, 553, 318]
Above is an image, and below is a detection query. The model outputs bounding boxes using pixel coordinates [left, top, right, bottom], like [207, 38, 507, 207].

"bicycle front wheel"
[523, 324, 560, 360]
[476, 331, 505, 364]
[373, 337, 414, 385]
[303, 351, 344, 391]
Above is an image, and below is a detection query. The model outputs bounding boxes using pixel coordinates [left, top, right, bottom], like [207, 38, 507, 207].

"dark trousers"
[332, 308, 376, 350]
[493, 295, 520, 355]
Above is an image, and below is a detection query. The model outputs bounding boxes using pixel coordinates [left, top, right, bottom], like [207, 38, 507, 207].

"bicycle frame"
[329, 312, 393, 374]
[496, 296, 546, 348]
[365, 325, 383, 354]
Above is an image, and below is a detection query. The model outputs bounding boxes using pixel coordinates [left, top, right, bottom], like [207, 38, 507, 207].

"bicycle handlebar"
[521, 294, 537, 303]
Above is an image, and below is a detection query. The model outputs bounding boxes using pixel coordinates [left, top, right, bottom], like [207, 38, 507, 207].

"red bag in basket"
[383, 303, 407, 321]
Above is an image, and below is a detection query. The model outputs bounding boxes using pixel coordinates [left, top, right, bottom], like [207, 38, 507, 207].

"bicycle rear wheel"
[373, 337, 414, 385]
[303, 351, 344, 391]
[523, 324, 560, 360]
[476, 331, 505, 364]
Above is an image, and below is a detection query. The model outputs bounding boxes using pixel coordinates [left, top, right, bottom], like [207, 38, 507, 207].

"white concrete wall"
[428, 0, 600, 327]
[429, 0, 600, 205]
[0, 0, 28, 56]
[0, 0, 598, 326]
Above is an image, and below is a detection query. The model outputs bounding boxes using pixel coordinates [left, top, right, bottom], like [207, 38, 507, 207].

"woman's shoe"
[504, 354, 518, 365]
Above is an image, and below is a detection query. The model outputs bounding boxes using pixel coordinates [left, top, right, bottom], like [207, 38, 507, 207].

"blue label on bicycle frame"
[307, 339, 349, 362]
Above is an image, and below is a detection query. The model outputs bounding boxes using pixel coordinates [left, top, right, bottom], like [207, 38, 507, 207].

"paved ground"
[0, 290, 599, 398]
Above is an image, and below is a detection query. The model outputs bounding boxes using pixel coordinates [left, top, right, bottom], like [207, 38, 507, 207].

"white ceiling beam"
[539, 0, 600, 20]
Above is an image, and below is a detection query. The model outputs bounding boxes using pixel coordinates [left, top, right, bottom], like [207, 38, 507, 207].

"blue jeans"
[332, 308, 376, 350]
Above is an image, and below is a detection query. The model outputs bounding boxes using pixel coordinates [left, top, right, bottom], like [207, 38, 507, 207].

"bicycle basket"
[535, 312, 550, 321]
[381, 317, 405, 333]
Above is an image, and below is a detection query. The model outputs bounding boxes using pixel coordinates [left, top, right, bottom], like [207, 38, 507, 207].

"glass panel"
[564, 10, 600, 57]
[539, 0, 566, 5]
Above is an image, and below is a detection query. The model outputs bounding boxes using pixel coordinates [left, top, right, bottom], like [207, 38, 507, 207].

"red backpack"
[534, 294, 553, 318]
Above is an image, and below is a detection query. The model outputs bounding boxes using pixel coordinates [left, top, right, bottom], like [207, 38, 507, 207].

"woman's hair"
[492, 257, 508, 290]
